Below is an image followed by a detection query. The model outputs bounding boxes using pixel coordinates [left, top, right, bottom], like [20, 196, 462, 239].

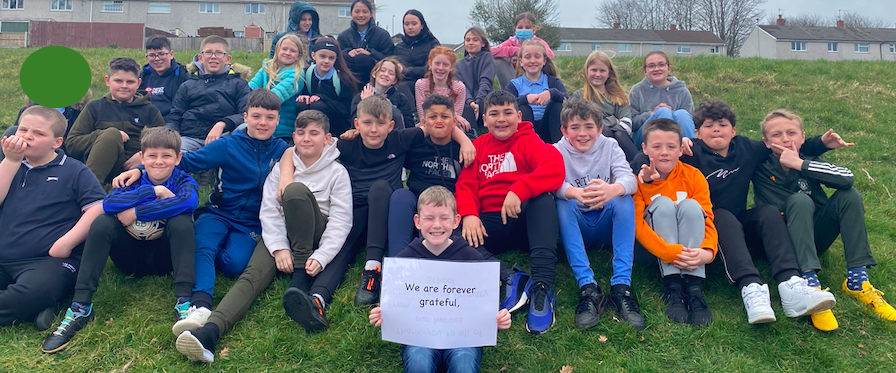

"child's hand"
[153, 185, 175, 199]
[638, 158, 660, 183]
[653, 103, 672, 113]
[526, 93, 540, 105]
[122, 153, 142, 171]
[308, 95, 321, 103]
[117, 208, 138, 226]
[501, 191, 522, 224]
[112, 169, 143, 188]
[496, 308, 511, 330]
[534, 91, 551, 106]
[340, 129, 360, 141]
[206, 122, 226, 144]
[357, 49, 371, 56]
[471, 102, 479, 118]
[48, 238, 74, 259]
[360, 84, 375, 100]
[564, 187, 585, 204]
[273, 249, 294, 274]
[821, 129, 855, 149]
[306, 258, 322, 276]
[582, 179, 622, 209]
[347, 49, 359, 57]
[462, 215, 488, 248]
[770, 144, 804, 171]
[296, 95, 311, 104]
[673, 248, 713, 271]
[369, 307, 383, 327]
[681, 137, 693, 156]
[119, 130, 130, 143]
[456, 116, 471, 132]
[459, 142, 476, 168]
[1, 135, 27, 163]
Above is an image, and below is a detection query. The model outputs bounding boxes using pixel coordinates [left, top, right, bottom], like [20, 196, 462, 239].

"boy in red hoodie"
[455, 90, 564, 335]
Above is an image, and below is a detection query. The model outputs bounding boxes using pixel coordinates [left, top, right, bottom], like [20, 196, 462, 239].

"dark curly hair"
[693, 97, 736, 130]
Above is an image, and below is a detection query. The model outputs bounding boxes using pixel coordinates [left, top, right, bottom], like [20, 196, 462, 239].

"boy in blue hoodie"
[41, 127, 199, 353]
[140, 35, 189, 117]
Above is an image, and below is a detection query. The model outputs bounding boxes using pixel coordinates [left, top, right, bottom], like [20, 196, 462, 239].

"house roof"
[560, 27, 724, 44]
[758, 25, 896, 43]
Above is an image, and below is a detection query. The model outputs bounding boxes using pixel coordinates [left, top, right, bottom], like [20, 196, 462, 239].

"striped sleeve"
[104, 183, 157, 215]
[134, 172, 199, 221]
[801, 159, 854, 190]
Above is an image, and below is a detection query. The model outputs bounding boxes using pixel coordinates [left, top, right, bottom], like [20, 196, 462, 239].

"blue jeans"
[401, 345, 482, 373]
[632, 107, 695, 146]
[388, 189, 418, 257]
[193, 212, 259, 297]
[557, 196, 636, 288]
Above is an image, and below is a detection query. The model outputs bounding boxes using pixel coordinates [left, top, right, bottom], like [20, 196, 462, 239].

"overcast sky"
[374, 0, 896, 44]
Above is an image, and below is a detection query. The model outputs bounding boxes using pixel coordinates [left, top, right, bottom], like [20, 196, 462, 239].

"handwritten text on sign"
[380, 257, 499, 349]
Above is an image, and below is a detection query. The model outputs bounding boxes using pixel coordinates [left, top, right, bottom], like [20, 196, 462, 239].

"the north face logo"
[480, 152, 517, 179]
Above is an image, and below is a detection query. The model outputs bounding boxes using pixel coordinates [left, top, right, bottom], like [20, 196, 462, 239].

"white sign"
[380, 257, 500, 349]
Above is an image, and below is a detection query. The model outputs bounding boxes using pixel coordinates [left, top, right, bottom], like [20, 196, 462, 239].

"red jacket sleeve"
[509, 136, 564, 202]
[455, 153, 482, 217]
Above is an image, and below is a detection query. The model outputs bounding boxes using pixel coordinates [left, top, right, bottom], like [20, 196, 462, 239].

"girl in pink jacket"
[491, 12, 555, 89]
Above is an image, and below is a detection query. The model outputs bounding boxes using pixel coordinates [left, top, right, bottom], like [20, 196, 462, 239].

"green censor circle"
[20, 46, 92, 109]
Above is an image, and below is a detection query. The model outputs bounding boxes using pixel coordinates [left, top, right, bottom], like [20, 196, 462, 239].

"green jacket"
[753, 154, 855, 209]
[65, 92, 165, 159]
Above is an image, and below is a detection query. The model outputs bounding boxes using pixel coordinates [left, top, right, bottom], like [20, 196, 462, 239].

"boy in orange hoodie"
[455, 90, 564, 335]
[635, 118, 716, 326]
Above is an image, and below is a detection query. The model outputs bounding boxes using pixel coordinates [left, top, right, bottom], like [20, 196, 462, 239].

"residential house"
[556, 25, 726, 57]
[740, 15, 896, 61]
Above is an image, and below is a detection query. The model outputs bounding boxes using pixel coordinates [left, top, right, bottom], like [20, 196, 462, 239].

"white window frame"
[2, 0, 24, 10]
[677, 45, 692, 54]
[338, 6, 351, 18]
[890, 44, 896, 53]
[827, 42, 838, 52]
[101, 0, 123, 12]
[234, 31, 245, 38]
[558, 42, 571, 51]
[199, 2, 219, 13]
[591, 43, 601, 51]
[245, 3, 264, 14]
[148, 2, 169, 13]
[854, 43, 869, 53]
[617, 43, 632, 53]
[710, 45, 721, 54]
[651, 44, 662, 51]
[51, 0, 72, 11]
[791, 41, 807, 51]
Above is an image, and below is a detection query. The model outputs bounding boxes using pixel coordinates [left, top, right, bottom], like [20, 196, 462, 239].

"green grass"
[3, 49, 896, 372]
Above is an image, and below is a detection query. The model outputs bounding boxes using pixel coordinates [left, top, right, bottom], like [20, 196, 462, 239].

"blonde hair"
[515, 39, 558, 78]
[357, 94, 393, 121]
[417, 186, 457, 214]
[264, 34, 306, 92]
[581, 51, 628, 106]
[200, 35, 229, 52]
[760, 109, 803, 136]
[20, 106, 67, 138]
[423, 46, 459, 101]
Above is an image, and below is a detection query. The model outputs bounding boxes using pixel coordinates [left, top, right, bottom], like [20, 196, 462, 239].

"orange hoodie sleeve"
[687, 167, 718, 257]
[633, 179, 684, 263]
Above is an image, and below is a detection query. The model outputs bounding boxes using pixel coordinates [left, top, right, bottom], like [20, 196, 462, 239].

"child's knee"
[785, 193, 815, 215]
[653, 107, 673, 118]
[368, 179, 393, 198]
[833, 187, 863, 206]
[676, 199, 704, 222]
[647, 195, 675, 217]
[388, 188, 416, 209]
[607, 194, 635, 213]
[164, 214, 194, 238]
[283, 182, 313, 202]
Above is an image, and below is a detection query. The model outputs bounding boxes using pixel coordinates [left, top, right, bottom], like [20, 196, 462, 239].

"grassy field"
[2, 48, 896, 372]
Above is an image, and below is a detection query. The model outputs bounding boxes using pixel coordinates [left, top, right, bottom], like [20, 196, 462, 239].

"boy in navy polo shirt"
[0, 106, 105, 330]
[42, 127, 199, 354]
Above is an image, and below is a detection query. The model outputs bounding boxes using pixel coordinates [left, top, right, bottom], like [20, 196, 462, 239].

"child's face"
[140, 147, 181, 184]
[104, 70, 141, 103]
[429, 55, 453, 83]
[643, 54, 670, 85]
[642, 130, 682, 176]
[15, 115, 63, 160]
[374, 61, 398, 87]
[423, 104, 456, 141]
[312, 49, 337, 74]
[762, 117, 805, 156]
[484, 103, 521, 141]
[299, 12, 313, 33]
[199, 42, 231, 75]
[414, 203, 461, 247]
[587, 60, 610, 89]
[146, 47, 173, 74]
[293, 123, 331, 162]
[520, 45, 545, 77]
[277, 39, 300, 66]
[403, 14, 422, 37]
[696, 118, 736, 154]
[515, 19, 535, 31]
[243, 107, 278, 141]
[351, 3, 371, 26]
[355, 111, 394, 149]
[463, 32, 484, 55]
[561, 116, 600, 152]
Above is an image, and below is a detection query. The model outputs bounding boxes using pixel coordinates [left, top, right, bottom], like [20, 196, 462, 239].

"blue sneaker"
[525, 280, 556, 335]
[500, 266, 531, 312]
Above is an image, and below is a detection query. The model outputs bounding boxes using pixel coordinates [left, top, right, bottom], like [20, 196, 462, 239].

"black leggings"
[520, 101, 562, 144]
[715, 206, 802, 289]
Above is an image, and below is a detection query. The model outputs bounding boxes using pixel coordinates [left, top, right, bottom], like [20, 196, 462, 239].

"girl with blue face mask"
[491, 12, 555, 90]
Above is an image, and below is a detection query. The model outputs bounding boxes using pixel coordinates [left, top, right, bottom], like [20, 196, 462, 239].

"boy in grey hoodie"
[628, 51, 695, 146]
[554, 98, 644, 331]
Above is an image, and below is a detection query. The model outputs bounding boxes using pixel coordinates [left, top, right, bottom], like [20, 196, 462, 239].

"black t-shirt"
[0, 151, 106, 261]
[397, 236, 484, 261]
[337, 127, 425, 206]
[405, 138, 461, 195]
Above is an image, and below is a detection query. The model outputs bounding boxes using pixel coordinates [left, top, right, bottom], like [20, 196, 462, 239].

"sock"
[290, 271, 311, 292]
[313, 293, 326, 309]
[71, 302, 92, 316]
[663, 275, 684, 290]
[684, 275, 704, 290]
[802, 271, 821, 288]
[364, 260, 382, 271]
[194, 322, 220, 353]
[191, 291, 213, 310]
[847, 267, 869, 291]
[176, 296, 191, 306]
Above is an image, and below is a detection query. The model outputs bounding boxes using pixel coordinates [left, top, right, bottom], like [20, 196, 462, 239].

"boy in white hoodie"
[174, 110, 352, 363]
[554, 98, 644, 331]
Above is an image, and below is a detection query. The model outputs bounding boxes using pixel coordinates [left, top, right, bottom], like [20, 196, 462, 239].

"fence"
[29, 21, 144, 49]
[0, 33, 27, 48]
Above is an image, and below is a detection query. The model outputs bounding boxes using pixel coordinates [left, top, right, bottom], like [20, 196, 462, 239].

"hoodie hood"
[402, 236, 482, 260]
[102, 91, 153, 106]
[187, 55, 252, 80]
[293, 137, 341, 175]
[287, 2, 320, 38]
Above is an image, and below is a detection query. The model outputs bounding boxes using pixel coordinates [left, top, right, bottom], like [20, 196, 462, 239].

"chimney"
[670, 24, 677, 31]
[836, 20, 844, 28]
[776, 14, 785, 26]
[613, 22, 620, 29]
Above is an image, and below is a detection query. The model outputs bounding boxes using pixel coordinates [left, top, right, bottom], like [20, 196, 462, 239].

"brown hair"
[694, 97, 737, 130]
[514, 12, 539, 30]
[313, 35, 360, 93]
[20, 106, 67, 138]
[581, 51, 628, 106]
[370, 57, 404, 86]
[760, 109, 803, 136]
[295, 109, 330, 133]
[515, 39, 558, 78]
[357, 94, 393, 121]
[247, 89, 280, 112]
[642, 51, 669, 70]
[423, 46, 459, 101]
[200, 35, 229, 52]
[464, 26, 490, 52]
[417, 185, 457, 214]
[560, 98, 603, 129]
[140, 127, 181, 153]
[642, 118, 682, 144]
[107, 57, 141, 77]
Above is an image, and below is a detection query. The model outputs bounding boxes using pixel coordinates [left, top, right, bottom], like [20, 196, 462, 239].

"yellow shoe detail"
[842, 280, 896, 321]
[810, 309, 839, 332]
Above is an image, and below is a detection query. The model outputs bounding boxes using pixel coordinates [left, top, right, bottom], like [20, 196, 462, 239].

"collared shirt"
[511, 72, 549, 121]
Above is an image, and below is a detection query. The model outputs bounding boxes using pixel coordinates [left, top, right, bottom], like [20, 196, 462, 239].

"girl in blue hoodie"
[628, 51, 695, 146]
[250, 34, 307, 142]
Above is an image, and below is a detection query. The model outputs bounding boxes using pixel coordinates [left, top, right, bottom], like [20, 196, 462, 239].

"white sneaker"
[172, 306, 212, 336]
[742, 283, 776, 324]
[176, 331, 214, 363]
[779, 276, 836, 317]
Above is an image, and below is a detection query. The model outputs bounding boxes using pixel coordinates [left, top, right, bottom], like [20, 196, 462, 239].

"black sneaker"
[685, 285, 713, 326]
[610, 285, 646, 331]
[41, 305, 94, 354]
[176, 325, 217, 364]
[574, 284, 606, 329]
[662, 283, 688, 324]
[354, 267, 382, 306]
[283, 287, 328, 333]
[34, 306, 57, 331]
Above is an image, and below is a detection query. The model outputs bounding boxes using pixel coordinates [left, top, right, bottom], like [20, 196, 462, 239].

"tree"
[764, 13, 826, 27]
[595, 0, 698, 30]
[469, 0, 561, 48]
[838, 11, 887, 28]
[698, 0, 766, 57]
[765, 11, 887, 28]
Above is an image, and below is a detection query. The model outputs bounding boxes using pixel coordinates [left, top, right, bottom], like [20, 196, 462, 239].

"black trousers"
[520, 101, 562, 144]
[602, 126, 638, 162]
[476, 193, 559, 287]
[715, 206, 801, 289]
[461, 103, 482, 140]
[73, 213, 195, 303]
[0, 256, 80, 325]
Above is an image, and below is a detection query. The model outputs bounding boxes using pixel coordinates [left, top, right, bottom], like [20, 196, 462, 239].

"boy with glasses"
[140, 35, 189, 117]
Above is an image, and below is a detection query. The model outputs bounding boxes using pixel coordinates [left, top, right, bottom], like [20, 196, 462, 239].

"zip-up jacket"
[139, 59, 189, 117]
[165, 58, 252, 140]
[491, 35, 554, 60]
[394, 31, 440, 82]
[571, 89, 632, 134]
[337, 20, 395, 62]
[65, 93, 165, 160]
[753, 154, 854, 210]
[270, 2, 321, 58]
[249, 62, 304, 139]
[103, 168, 198, 222]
